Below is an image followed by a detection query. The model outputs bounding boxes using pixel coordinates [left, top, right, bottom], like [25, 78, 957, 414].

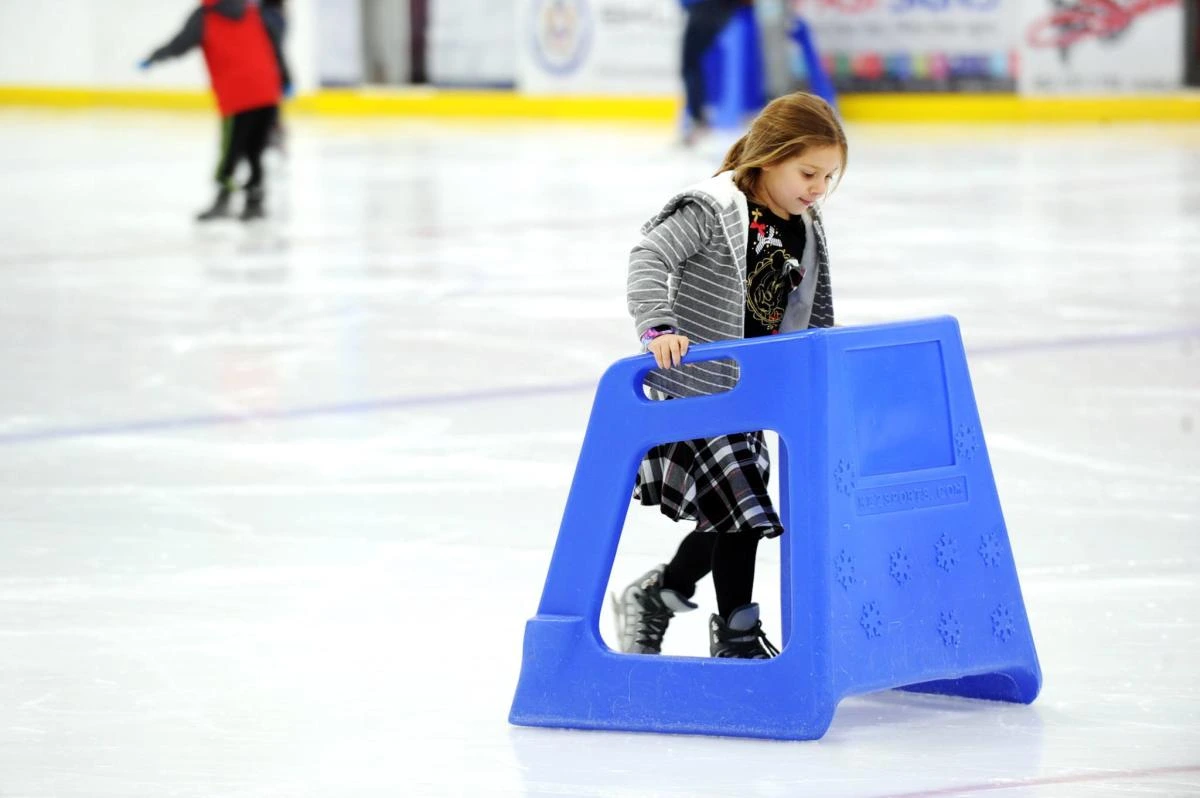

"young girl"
[616, 92, 847, 659]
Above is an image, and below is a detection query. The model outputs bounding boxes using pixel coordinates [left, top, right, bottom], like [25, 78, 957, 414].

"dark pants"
[662, 528, 761, 620]
[682, 0, 740, 125]
[215, 105, 279, 191]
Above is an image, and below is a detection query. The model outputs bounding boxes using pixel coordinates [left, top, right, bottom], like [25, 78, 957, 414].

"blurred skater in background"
[140, 0, 292, 221]
[680, 0, 750, 146]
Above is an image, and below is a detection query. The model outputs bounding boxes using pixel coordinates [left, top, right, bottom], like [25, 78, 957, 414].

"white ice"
[0, 108, 1198, 797]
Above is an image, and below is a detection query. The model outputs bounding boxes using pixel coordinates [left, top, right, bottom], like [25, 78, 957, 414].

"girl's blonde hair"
[717, 92, 848, 199]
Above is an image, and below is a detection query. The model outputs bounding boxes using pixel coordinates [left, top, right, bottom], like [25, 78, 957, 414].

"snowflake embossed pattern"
[991, 603, 1015, 642]
[955, 423, 980, 461]
[859, 601, 883, 639]
[935, 533, 959, 572]
[834, 459, 855, 496]
[834, 550, 856, 590]
[889, 548, 911, 586]
[937, 610, 962, 648]
[979, 528, 1004, 567]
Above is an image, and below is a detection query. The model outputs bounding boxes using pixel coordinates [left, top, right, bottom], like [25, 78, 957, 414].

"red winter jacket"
[146, 0, 289, 116]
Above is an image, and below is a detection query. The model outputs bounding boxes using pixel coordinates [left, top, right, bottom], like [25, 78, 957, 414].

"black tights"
[661, 529, 760, 620]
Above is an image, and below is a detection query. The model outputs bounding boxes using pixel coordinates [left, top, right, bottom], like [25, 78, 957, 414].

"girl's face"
[757, 144, 843, 219]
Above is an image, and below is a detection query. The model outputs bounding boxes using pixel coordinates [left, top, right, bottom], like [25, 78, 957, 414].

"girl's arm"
[626, 201, 714, 337]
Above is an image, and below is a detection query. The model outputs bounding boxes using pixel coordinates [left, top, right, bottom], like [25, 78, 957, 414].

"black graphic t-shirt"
[744, 202, 807, 338]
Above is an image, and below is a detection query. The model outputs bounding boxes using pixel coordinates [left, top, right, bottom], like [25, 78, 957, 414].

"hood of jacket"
[640, 170, 745, 237]
[202, 0, 247, 19]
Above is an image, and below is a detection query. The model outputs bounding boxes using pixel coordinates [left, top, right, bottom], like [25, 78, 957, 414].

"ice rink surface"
[0, 108, 1197, 797]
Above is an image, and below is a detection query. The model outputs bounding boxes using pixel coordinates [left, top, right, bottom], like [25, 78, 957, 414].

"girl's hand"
[648, 333, 690, 369]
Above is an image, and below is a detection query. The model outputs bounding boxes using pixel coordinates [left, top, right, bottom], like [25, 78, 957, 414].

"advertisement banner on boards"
[516, 0, 684, 95]
[1018, 0, 1183, 93]
[797, 0, 1016, 91]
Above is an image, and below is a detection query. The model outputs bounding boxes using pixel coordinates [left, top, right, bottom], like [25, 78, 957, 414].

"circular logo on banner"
[530, 0, 592, 75]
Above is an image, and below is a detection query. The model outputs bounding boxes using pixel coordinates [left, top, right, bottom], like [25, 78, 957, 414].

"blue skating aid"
[509, 317, 1041, 740]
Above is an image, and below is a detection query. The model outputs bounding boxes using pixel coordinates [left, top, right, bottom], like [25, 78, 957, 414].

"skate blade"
[609, 591, 627, 652]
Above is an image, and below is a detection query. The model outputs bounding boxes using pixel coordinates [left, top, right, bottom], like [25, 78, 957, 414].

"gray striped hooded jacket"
[627, 170, 834, 399]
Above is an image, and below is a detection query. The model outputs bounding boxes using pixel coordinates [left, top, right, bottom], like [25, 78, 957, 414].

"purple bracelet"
[640, 327, 676, 346]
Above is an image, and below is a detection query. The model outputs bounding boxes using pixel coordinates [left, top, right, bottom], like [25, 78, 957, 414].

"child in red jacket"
[141, 0, 292, 221]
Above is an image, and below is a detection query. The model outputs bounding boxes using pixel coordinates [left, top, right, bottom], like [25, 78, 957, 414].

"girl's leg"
[710, 529, 760, 620]
[661, 530, 717, 600]
[661, 527, 761, 619]
[708, 528, 777, 658]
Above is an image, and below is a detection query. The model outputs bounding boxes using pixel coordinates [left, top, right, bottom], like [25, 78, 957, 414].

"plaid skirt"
[632, 421, 784, 538]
